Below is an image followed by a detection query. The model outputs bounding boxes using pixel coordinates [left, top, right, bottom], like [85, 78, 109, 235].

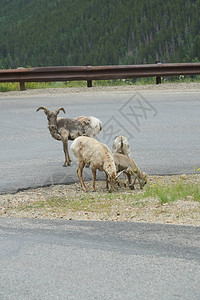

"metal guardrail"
[0, 63, 200, 90]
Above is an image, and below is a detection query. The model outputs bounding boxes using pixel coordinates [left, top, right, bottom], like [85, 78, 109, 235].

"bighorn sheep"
[70, 136, 122, 192]
[36, 107, 102, 167]
[112, 135, 131, 157]
[112, 135, 131, 186]
[113, 153, 147, 189]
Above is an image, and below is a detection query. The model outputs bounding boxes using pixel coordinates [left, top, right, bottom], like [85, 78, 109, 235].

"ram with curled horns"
[36, 106, 102, 167]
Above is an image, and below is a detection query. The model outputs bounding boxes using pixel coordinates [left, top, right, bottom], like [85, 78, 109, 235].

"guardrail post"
[155, 60, 161, 84]
[17, 67, 26, 91]
[87, 80, 92, 87]
[18, 81, 26, 91]
[86, 64, 92, 87]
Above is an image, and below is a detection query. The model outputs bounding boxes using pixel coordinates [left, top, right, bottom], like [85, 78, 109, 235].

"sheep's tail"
[121, 136, 123, 149]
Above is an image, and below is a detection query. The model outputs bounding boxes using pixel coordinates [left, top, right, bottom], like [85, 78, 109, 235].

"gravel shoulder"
[1, 174, 200, 226]
[1, 82, 200, 97]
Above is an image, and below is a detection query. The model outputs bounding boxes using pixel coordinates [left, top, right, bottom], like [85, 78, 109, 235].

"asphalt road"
[0, 89, 200, 193]
[0, 218, 200, 300]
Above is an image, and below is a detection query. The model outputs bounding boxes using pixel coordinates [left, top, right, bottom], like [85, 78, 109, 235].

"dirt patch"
[0, 174, 200, 226]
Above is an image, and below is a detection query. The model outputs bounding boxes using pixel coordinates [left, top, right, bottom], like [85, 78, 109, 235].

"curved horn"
[55, 107, 66, 116]
[36, 106, 51, 115]
[115, 170, 124, 179]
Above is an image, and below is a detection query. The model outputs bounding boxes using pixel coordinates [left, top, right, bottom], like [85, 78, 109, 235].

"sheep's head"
[36, 107, 65, 130]
[139, 172, 148, 189]
[108, 171, 123, 193]
[107, 172, 116, 193]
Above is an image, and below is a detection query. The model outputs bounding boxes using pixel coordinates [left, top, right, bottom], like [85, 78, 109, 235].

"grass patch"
[0, 82, 18, 92]
[16, 191, 144, 215]
[142, 181, 200, 203]
[15, 181, 200, 217]
[45, 193, 123, 213]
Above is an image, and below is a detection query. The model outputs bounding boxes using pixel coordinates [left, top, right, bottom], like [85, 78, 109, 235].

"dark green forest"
[0, 0, 199, 69]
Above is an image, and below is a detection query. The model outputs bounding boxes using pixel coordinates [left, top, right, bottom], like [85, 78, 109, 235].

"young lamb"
[70, 136, 122, 192]
[36, 107, 102, 167]
[113, 153, 147, 189]
[112, 135, 131, 186]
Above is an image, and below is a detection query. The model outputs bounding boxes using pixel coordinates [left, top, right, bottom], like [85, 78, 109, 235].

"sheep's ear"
[36, 107, 50, 115]
[55, 107, 66, 116]
[115, 171, 123, 179]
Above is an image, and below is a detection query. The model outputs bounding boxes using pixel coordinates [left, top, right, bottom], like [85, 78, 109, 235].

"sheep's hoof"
[63, 162, 71, 167]
[129, 184, 135, 190]
[63, 164, 69, 167]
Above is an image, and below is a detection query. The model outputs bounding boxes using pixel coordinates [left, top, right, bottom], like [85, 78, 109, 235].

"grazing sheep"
[36, 107, 102, 167]
[112, 135, 131, 186]
[70, 136, 122, 192]
[113, 153, 147, 189]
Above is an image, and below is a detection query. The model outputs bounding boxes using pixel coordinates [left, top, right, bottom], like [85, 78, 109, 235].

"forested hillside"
[0, 0, 199, 68]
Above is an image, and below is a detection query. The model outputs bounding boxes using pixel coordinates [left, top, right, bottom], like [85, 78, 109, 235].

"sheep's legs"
[124, 172, 133, 187]
[77, 163, 88, 192]
[128, 174, 136, 190]
[123, 173, 127, 187]
[62, 141, 71, 166]
[105, 173, 109, 190]
[91, 168, 96, 192]
[59, 130, 71, 167]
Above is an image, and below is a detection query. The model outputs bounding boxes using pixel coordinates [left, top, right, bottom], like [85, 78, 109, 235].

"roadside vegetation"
[1, 75, 200, 92]
[1, 175, 200, 225]
[17, 180, 200, 213]
[142, 181, 200, 203]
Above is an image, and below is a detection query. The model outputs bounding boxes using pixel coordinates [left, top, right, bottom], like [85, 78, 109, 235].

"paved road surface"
[0, 89, 200, 193]
[0, 218, 200, 300]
